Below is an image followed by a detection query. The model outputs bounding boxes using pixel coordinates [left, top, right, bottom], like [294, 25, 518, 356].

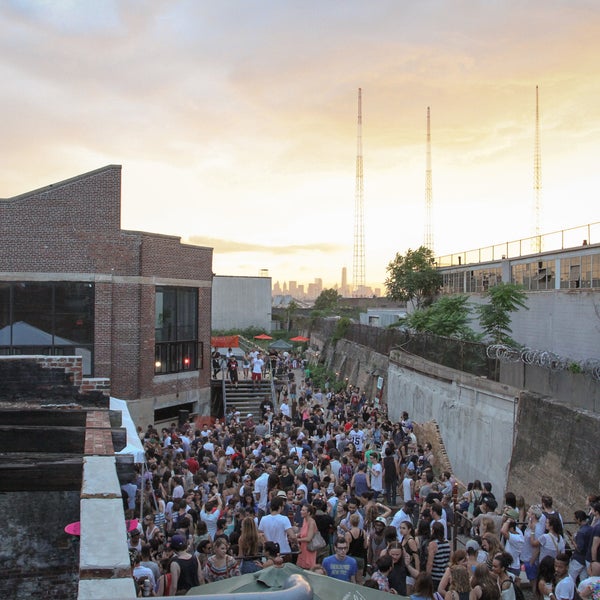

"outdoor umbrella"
[269, 339, 293, 350]
[289, 336, 309, 342]
[186, 563, 401, 600]
[254, 333, 273, 340]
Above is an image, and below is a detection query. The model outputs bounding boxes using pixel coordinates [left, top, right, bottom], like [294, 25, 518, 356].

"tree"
[476, 282, 528, 345]
[385, 246, 442, 308]
[285, 300, 298, 331]
[313, 288, 341, 311]
[401, 295, 477, 339]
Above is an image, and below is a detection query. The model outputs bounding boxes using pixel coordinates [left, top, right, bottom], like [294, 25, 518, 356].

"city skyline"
[2, 2, 600, 290]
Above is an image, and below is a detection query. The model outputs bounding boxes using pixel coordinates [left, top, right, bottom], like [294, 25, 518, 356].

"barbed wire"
[486, 344, 600, 381]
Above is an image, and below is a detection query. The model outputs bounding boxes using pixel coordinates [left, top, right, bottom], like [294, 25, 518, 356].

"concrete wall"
[212, 275, 272, 332]
[387, 350, 520, 496]
[500, 361, 600, 413]
[507, 393, 600, 519]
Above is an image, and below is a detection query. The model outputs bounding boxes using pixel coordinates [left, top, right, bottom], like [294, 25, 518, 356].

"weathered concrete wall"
[500, 361, 600, 413]
[0, 491, 80, 599]
[387, 350, 520, 496]
[507, 394, 600, 518]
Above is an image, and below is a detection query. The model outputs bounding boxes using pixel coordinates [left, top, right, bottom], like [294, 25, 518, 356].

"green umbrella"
[186, 562, 406, 600]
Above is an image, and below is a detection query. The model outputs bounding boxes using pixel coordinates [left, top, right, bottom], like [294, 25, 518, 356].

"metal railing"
[436, 222, 600, 268]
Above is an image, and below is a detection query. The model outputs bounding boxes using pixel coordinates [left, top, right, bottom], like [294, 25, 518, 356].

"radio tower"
[533, 85, 542, 252]
[352, 87, 365, 297]
[424, 106, 434, 252]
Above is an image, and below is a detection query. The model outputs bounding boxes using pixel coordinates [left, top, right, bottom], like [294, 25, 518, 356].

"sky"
[1, 1, 600, 291]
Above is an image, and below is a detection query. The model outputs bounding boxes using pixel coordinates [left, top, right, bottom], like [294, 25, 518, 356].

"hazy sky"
[2, 1, 600, 290]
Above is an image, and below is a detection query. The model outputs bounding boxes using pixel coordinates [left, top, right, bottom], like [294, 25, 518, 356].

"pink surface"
[65, 519, 138, 536]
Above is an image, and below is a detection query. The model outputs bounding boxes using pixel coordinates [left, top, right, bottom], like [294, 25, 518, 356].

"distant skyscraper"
[289, 281, 297, 297]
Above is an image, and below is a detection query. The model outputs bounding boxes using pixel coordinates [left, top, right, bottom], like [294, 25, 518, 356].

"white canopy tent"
[109, 397, 145, 463]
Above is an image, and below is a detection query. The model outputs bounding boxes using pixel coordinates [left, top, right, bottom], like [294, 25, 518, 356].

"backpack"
[340, 464, 353, 484]
[511, 579, 525, 600]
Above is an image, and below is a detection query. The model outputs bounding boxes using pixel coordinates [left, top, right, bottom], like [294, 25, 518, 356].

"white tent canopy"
[110, 397, 145, 463]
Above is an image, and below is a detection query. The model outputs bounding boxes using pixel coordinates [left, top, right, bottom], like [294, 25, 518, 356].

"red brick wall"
[1, 166, 213, 408]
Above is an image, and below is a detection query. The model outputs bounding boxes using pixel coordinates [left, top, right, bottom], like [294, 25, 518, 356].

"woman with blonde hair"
[481, 533, 502, 570]
[444, 564, 471, 600]
[437, 549, 468, 596]
[237, 516, 262, 574]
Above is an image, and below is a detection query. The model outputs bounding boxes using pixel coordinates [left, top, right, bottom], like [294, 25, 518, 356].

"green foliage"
[476, 282, 528, 345]
[568, 362, 583, 374]
[308, 363, 346, 393]
[401, 295, 478, 340]
[385, 246, 442, 308]
[313, 289, 342, 311]
[332, 317, 351, 343]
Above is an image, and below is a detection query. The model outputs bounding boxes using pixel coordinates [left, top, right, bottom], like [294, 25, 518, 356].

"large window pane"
[154, 286, 200, 374]
[54, 282, 94, 344]
[13, 282, 53, 342]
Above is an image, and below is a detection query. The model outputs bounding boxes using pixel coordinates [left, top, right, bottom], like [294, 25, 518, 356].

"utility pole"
[352, 88, 366, 297]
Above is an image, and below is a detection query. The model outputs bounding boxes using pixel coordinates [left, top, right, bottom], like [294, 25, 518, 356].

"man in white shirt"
[554, 554, 575, 600]
[369, 453, 384, 498]
[258, 496, 296, 554]
[391, 502, 415, 541]
[253, 464, 271, 516]
[252, 354, 265, 389]
[280, 399, 291, 418]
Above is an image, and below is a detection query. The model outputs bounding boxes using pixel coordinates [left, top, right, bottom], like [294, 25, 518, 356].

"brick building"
[0, 165, 213, 425]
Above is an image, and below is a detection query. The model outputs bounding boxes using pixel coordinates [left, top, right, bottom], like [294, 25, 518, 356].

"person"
[437, 550, 468, 597]
[242, 353, 251, 380]
[411, 572, 436, 600]
[258, 496, 296, 556]
[322, 538, 358, 582]
[368, 516, 389, 568]
[296, 504, 318, 569]
[532, 514, 566, 562]
[200, 496, 223, 541]
[523, 504, 546, 583]
[251, 353, 264, 389]
[227, 355, 239, 387]
[131, 550, 156, 596]
[237, 516, 262, 574]
[427, 521, 451, 590]
[345, 513, 368, 583]
[500, 518, 525, 578]
[369, 453, 384, 499]
[534, 556, 556, 600]
[400, 520, 421, 593]
[203, 538, 240, 583]
[566, 510, 591, 583]
[444, 564, 471, 600]
[576, 560, 600, 600]
[383, 445, 400, 506]
[492, 551, 516, 600]
[481, 533, 502, 570]
[470, 563, 501, 600]
[169, 534, 203, 595]
[370, 554, 393, 593]
[553, 553, 575, 600]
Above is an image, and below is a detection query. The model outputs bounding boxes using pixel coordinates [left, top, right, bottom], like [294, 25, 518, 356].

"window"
[154, 287, 202, 374]
[0, 282, 94, 374]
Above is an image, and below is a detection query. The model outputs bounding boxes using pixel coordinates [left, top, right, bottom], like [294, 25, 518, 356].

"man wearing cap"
[169, 534, 203, 594]
[368, 516, 388, 567]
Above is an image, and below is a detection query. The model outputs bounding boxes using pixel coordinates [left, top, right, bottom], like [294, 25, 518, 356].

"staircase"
[222, 379, 273, 418]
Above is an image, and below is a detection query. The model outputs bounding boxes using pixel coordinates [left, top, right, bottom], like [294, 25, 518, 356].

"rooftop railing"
[436, 222, 600, 268]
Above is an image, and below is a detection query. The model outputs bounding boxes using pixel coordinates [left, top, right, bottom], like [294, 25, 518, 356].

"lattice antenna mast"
[352, 87, 365, 297]
[424, 106, 434, 252]
[533, 85, 542, 252]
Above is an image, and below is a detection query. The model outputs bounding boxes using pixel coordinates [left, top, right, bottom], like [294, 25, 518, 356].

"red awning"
[211, 335, 239, 348]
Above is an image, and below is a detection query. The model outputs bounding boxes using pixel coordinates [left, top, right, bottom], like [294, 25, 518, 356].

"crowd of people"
[124, 349, 600, 598]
